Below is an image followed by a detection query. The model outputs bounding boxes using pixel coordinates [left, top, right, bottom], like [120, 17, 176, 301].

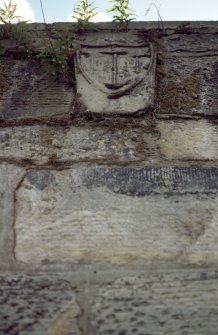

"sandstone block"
[14, 167, 218, 265]
[157, 120, 218, 160]
[0, 59, 73, 120]
[0, 275, 81, 335]
[91, 271, 218, 335]
[157, 32, 218, 116]
[76, 32, 156, 114]
[0, 125, 158, 165]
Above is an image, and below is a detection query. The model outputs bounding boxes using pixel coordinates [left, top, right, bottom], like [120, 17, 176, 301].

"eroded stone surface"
[15, 167, 218, 265]
[76, 32, 156, 114]
[157, 29, 218, 115]
[157, 51, 218, 115]
[0, 275, 81, 335]
[0, 163, 25, 267]
[162, 30, 218, 53]
[0, 24, 217, 117]
[91, 271, 218, 335]
[157, 120, 218, 160]
[0, 59, 73, 120]
[0, 125, 159, 165]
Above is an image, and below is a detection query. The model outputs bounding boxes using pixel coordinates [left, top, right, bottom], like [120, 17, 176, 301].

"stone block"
[76, 32, 156, 114]
[0, 275, 81, 335]
[157, 31, 218, 115]
[162, 30, 218, 53]
[0, 59, 73, 120]
[91, 271, 218, 335]
[157, 120, 218, 160]
[0, 125, 159, 165]
[14, 167, 218, 265]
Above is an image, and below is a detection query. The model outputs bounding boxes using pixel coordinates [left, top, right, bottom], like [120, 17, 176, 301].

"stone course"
[14, 167, 218, 265]
[0, 22, 217, 334]
[91, 271, 218, 335]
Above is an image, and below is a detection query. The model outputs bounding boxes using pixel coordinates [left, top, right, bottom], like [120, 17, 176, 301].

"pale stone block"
[91, 271, 218, 335]
[15, 167, 218, 265]
[76, 32, 156, 114]
[157, 120, 218, 160]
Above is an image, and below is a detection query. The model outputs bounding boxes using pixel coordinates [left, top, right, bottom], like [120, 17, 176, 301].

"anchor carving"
[76, 42, 155, 99]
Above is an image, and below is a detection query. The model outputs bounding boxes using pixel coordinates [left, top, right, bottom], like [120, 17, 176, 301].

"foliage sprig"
[37, 31, 80, 87]
[72, 0, 97, 31]
[0, 0, 21, 24]
[108, 0, 135, 29]
[0, 0, 32, 54]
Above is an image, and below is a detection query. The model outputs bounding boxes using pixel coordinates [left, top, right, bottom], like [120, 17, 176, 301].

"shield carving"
[76, 33, 156, 114]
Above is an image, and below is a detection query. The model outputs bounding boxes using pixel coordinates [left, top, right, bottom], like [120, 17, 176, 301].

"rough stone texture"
[0, 23, 217, 118]
[0, 275, 81, 335]
[0, 124, 159, 166]
[157, 31, 218, 116]
[1, 120, 218, 166]
[157, 120, 218, 160]
[0, 22, 218, 335]
[0, 59, 73, 120]
[76, 31, 156, 114]
[0, 163, 25, 268]
[91, 271, 218, 335]
[15, 167, 218, 265]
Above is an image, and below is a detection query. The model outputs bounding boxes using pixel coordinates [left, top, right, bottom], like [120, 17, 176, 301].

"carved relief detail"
[76, 33, 157, 114]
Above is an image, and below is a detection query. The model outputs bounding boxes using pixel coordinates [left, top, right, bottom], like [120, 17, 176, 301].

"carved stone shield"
[76, 32, 157, 114]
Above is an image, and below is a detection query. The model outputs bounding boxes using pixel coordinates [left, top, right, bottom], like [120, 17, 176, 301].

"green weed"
[108, 0, 135, 29]
[72, 0, 98, 31]
[37, 31, 80, 87]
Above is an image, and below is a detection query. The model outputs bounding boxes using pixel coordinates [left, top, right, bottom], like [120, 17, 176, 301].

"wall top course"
[0, 21, 217, 119]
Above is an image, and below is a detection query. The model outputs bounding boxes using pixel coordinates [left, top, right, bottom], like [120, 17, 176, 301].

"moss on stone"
[157, 72, 201, 114]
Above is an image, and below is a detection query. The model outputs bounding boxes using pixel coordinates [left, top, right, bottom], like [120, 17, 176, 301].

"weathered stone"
[157, 40, 218, 115]
[162, 30, 218, 53]
[157, 120, 218, 160]
[0, 163, 25, 267]
[0, 59, 73, 120]
[0, 125, 159, 165]
[75, 32, 156, 114]
[0, 23, 217, 117]
[91, 271, 218, 335]
[0, 275, 81, 335]
[0, 22, 218, 335]
[15, 167, 218, 265]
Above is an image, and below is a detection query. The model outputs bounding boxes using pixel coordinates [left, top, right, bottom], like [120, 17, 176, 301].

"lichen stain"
[157, 72, 201, 114]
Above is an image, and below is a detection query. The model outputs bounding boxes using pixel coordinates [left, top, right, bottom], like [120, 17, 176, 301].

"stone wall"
[0, 22, 218, 334]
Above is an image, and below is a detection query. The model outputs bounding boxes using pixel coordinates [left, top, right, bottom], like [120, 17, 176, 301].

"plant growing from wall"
[37, 30, 80, 87]
[0, 0, 19, 39]
[38, 1, 98, 85]
[108, 0, 135, 29]
[0, 0, 33, 55]
[72, 0, 97, 31]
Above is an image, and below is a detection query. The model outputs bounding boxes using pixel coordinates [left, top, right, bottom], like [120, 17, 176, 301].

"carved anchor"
[76, 42, 155, 99]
